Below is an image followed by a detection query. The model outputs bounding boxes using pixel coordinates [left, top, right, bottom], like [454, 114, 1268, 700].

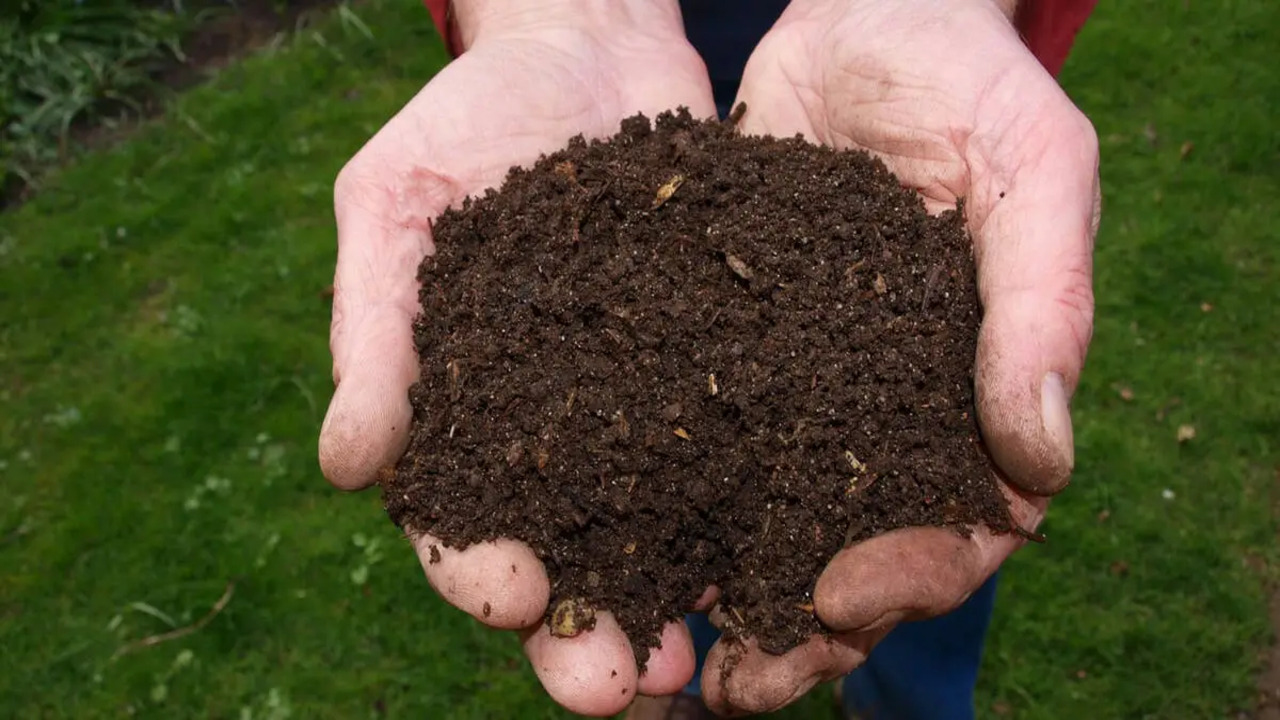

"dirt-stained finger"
[971, 105, 1098, 497]
[635, 621, 697, 697]
[814, 527, 986, 631]
[410, 531, 549, 630]
[522, 610, 640, 718]
[699, 632, 882, 716]
[815, 484, 1050, 631]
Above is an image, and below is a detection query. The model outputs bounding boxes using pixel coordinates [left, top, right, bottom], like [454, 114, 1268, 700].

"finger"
[692, 585, 720, 612]
[815, 528, 986, 633]
[729, 68, 816, 142]
[410, 532, 549, 630]
[522, 611, 640, 717]
[699, 632, 883, 716]
[319, 163, 451, 490]
[318, 300, 418, 491]
[635, 621, 697, 697]
[971, 90, 1100, 495]
[814, 484, 1049, 631]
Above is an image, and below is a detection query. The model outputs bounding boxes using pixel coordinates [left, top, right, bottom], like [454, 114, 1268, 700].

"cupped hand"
[318, 3, 716, 715]
[699, 0, 1100, 713]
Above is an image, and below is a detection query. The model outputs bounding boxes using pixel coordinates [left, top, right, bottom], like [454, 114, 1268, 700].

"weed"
[0, 1, 201, 195]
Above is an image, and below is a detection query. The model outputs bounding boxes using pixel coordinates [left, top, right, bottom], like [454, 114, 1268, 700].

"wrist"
[779, 0, 1019, 26]
[451, 0, 688, 52]
[992, 0, 1019, 22]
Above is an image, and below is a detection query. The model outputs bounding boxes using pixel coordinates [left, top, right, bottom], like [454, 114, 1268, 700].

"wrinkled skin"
[321, 7, 718, 716]
[696, 0, 1099, 714]
[320, 1, 1099, 717]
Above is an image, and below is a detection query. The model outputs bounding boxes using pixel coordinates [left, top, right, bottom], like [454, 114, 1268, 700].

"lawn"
[0, 1, 1276, 718]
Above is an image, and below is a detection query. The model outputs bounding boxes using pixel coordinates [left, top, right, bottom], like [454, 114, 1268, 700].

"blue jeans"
[682, 574, 999, 719]
[677, 3, 999, 716]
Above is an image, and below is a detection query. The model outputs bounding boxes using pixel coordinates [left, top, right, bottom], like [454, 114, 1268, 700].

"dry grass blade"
[111, 581, 235, 660]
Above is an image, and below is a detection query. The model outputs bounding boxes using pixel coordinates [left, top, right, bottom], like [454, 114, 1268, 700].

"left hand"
[697, 0, 1100, 713]
[318, 2, 717, 715]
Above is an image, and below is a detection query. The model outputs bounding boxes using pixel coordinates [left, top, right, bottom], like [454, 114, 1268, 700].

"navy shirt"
[678, 0, 790, 116]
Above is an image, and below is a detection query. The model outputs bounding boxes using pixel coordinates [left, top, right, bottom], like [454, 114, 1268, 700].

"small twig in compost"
[725, 102, 748, 127]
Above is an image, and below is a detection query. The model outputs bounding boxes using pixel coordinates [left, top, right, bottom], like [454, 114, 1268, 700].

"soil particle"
[382, 108, 1013, 666]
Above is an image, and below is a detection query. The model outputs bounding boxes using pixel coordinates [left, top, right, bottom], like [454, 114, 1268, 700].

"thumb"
[319, 164, 450, 490]
[972, 98, 1100, 496]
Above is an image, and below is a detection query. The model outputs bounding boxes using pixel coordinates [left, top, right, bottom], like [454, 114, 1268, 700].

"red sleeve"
[423, 0, 1097, 78]
[1015, 0, 1098, 77]
[424, 0, 462, 57]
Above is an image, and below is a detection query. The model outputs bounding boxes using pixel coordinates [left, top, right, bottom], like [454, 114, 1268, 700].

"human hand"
[318, 2, 716, 715]
[697, 0, 1100, 713]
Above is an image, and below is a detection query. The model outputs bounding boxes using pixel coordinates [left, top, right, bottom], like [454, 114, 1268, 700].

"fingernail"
[1041, 372, 1075, 472]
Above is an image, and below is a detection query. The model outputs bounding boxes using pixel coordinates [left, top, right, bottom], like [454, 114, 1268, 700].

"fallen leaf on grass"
[1200, 301, 1213, 312]
[1180, 141, 1194, 160]
[1177, 424, 1197, 443]
[1109, 560, 1130, 577]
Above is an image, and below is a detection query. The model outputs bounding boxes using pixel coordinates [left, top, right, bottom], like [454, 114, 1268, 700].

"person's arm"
[424, 0, 1098, 77]
[1014, 0, 1099, 76]
[321, 1, 718, 715]
[698, 0, 1100, 711]
[423, 0, 458, 55]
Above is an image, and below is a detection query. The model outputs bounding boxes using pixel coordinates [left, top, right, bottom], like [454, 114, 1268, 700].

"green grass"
[0, 0, 1276, 718]
[1, 0, 200, 191]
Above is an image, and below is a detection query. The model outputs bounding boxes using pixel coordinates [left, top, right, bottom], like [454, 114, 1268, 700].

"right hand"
[692, 0, 1097, 713]
[318, 1, 717, 715]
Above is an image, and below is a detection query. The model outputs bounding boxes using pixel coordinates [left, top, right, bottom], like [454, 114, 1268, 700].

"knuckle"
[1037, 100, 1098, 181]
[333, 156, 387, 219]
[333, 155, 368, 205]
[1062, 104, 1099, 162]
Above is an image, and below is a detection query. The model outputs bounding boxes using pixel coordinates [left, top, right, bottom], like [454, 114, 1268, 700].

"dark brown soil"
[382, 108, 1013, 666]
